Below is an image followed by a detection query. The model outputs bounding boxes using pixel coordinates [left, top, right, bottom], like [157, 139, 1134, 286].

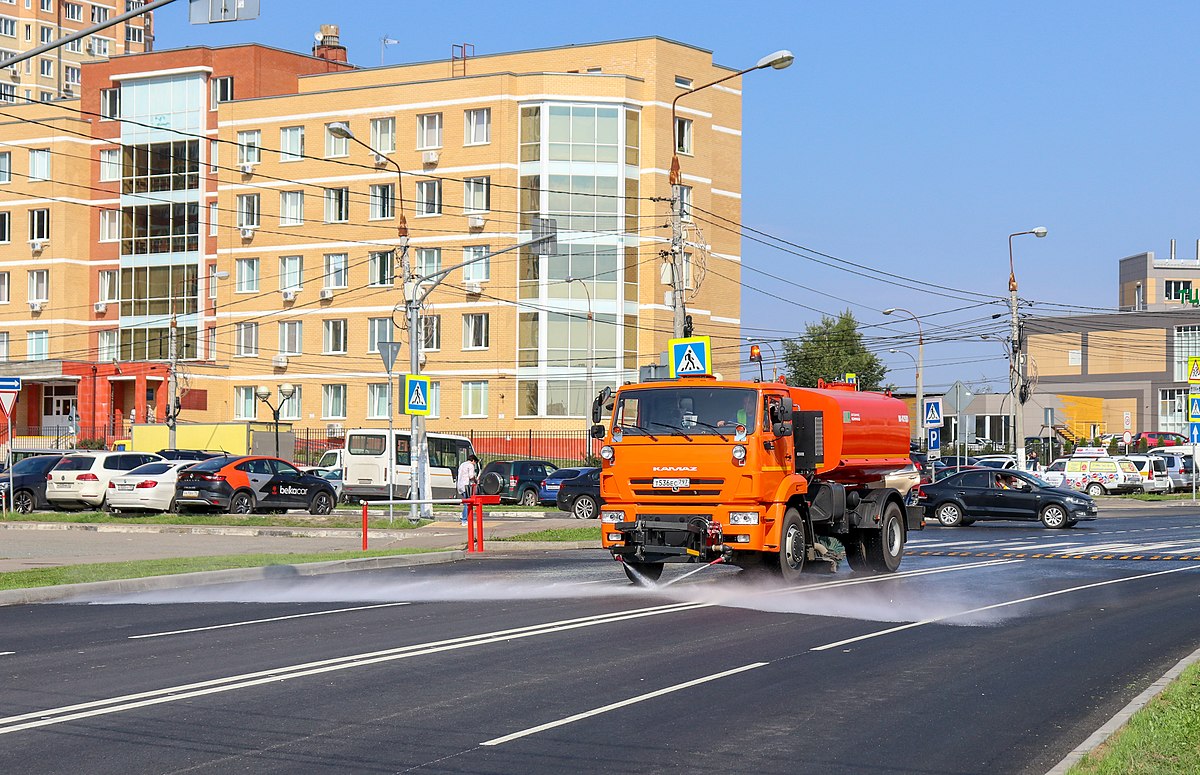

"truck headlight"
[728, 511, 759, 525]
[600, 445, 615, 461]
[601, 510, 625, 523]
[606, 533, 623, 542]
[732, 445, 747, 461]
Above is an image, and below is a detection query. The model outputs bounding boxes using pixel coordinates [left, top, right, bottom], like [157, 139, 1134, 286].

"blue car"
[539, 467, 586, 505]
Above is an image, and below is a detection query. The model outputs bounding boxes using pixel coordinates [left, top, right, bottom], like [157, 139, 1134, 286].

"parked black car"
[478, 460, 558, 505]
[157, 449, 223, 461]
[919, 469, 1097, 529]
[555, 467, 600, 519]
[0, 454, 64, 512]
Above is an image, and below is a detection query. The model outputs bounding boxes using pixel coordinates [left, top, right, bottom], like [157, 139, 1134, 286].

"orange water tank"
[791, 387, 912, 483]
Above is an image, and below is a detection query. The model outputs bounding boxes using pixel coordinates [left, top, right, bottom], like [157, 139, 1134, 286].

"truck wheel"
[519, 488, 538, 507]
[935, 502, 964, 527]
[863, 502, 905, 573]
[12, 489, 34, 513]
[774, 507, 806, 582]
[622, 561, 662, 586]
[1085, 483, 1105, 497]
[844, 538, 869, 572]
[572, 494, 597, 520]
[1040, 503, 1069, 529]
[229, 490, 255, 515]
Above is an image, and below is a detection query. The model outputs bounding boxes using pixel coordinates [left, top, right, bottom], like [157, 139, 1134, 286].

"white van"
[306, 448, 346, 472]
[1125, 455, 1171, 493]
[1061, 457, 1143, 496]
[341, 429, 474, 502]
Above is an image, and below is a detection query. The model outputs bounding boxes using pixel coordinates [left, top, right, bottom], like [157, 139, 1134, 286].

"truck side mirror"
[777, 396, 793, 422]
[590, 424, 606, 439]
[773, 421, 793, 438]
[591, 386, 613, 424]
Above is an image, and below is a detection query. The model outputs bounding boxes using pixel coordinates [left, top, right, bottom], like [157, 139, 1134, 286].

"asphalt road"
[2, 512, 1199, 774]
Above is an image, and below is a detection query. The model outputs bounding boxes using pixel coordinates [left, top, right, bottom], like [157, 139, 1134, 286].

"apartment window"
[417, 112, 442, 149]
[0, 271, 7, 301]
[39, 26, 51, 44]
[278, 321, 302, 355]
[322, 384, 347, 419]
[236, 130, 261, 164]
[0, 211, 8, 242]
[463, 245, 490, 282]
[206, 326, 216, 359]
[236, 193, 260, 228]
[367, 317, 392, 352]
[675, 75, 693, 88]
[1165, 280, 1192, 301]
[279, 126, 304, 161]
[210, 76, 233, 109]
[207, 264, 219, 301]
[235, 322, 258, 356]
[0, 331, 8, 361]
[370, 116, 395, 154]
[427, 381, 440, 417]
[369, 183, 394, 220]
[64, 65, 79, 85]
[66, 37, 84, 53]
[415, 180, 441, 215]
[415, 247, 440, 278]
[27, 330, 48, 360]
[464, 176, 491, 213]
[679, 184, 693, 222]
[0, 18, 14, 37]
[463, 313, 489, 349]
[209, 139, 218, 172]
[99, 88, 119, 120]
[1174, 326, 1200, 381]
[90, 37, 108, 56]
[279, 190, 303, 225]
[234, 386, 256, 419]
[28, 148, 49, 181]
[126, 24, 143, 43]
[323, 253, 347, 289]
[209, 202, 218, 236]
[120, 140, 199, 194]
[368, 250, 394, 286]
[420, 314, 441, 351]
[98, 270, 118, 302]
[0, 83, 12, 103]
[99, 148, 121, 181]
[235, 257, 259, 292]
[99, 209, 119, 241]
[1159, 388, 1189, 435]
[324, 123, 348, 157]
[28, 207, 48, 240]
[324, 187, 349, 223]
[462, 381, 488, 417]
[323, 319, 347, 354]
[97, 330, 117, 362]
[367, 383, 393, 419]
[90, 4, 107, 22]
[279, 255, 303, 291]
[464, 108, 491, 145]
[0, 151, 10, 182]
[27, 268, 47, 302]
[39, 58, 51, 77]
[675, 116, 693, 155]
[278, 386, 302, 421]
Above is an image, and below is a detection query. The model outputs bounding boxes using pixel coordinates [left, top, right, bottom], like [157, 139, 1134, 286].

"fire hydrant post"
[361, 500, 368, 551]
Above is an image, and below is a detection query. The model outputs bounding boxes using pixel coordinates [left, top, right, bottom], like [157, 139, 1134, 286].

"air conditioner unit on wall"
[93, 302, 107, 314]
[464, 282, 482, 295]
[240, 227, 255, 239]
[326, 423, 344, 437]
[271, 354, 288, 368]
[467, 214, 485, 229]
[373, 153, 387, 166]
[28, 301, 43, 312]
[319, 288, 334, 300]
[29, 240, 44, 252]
[239, 162, 255, 175]
[281, 289, 297, 302]
[421, 150, 439, 165]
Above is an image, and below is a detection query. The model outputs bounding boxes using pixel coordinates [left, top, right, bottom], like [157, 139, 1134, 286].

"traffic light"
[749, 345, 762, 363]
[683, 315, 694, 337]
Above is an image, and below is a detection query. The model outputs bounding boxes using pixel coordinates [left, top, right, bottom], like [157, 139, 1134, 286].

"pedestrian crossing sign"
[1189, 357, 1200, 384]
[923, 398, 943, 428]
[1189, 395, 1200, 423]
[668, 336, 712, 378]
[403, 375, 432, 416]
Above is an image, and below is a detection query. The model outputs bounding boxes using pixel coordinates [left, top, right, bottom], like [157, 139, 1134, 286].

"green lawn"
[0, 548, 439, 591]
[494, 526, 601, 542]
[1068, 659, 1200, 774]
[0, 511, 431, 530]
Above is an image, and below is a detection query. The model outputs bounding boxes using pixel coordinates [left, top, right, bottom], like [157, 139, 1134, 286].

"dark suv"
[478, 460, 558, 505]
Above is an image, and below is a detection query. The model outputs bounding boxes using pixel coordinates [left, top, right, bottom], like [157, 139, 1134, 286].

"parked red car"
[1136, 431, 1188, 447]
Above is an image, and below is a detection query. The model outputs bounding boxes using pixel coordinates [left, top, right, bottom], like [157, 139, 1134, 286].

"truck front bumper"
[608, 514, 727, 565]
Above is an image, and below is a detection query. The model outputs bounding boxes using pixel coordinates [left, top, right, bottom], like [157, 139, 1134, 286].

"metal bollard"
[361, 500, 368, 551]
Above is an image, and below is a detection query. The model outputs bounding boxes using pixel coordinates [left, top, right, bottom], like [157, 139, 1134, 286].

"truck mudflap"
[905, 504, 925, 531]
[610, 514, 727, 565]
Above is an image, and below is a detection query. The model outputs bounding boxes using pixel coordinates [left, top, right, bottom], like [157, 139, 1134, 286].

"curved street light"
[883, 307, 924, 446]
[1008, 227, 1048, 469]
[256, 383, 296, 459]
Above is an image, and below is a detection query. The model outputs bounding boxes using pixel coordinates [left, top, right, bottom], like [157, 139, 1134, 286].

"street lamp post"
[564, 277, 594, 460]
[255, 383, 295, 459]
[668, 49, 793, 338]
[1008, 227, 1048, 470]
[883, 308, 924, 449]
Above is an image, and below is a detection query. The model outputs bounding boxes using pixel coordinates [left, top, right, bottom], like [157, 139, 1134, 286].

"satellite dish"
[313, 31, 324, 43]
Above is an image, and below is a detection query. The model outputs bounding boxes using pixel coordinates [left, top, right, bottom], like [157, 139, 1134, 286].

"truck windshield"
[613, 387, 758, 436]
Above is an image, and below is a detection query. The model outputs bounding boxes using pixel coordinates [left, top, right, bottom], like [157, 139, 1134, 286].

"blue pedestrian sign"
[668, 336, 711, 378]
[1191, 423, 1200, 445]
[403, 375, 431, 416]
[1189, 396, 1200, 423]
[922, 397, 943, 428]
[0, 377, 20, 391]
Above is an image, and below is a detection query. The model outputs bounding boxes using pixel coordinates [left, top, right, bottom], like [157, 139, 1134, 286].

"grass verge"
[1120, 493, 1198, 501]
[1068, 659, 1200, 774]
[494, 526, 601, 542]
[0, 511, 431, 530]
[0, 548, 439, 591]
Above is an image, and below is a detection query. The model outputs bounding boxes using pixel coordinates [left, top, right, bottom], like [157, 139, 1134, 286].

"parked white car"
[1060, 456, 1143, 496]
[975, 455, 1018, 470]
[45, 452, 164, 509]
[1041, 458, 1068, 488]
[1126, 455, 1172, 493]
[106, 460, 198, 513]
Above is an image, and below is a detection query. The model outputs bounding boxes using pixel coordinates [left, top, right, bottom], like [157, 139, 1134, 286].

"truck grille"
[630, 477, 723, 497]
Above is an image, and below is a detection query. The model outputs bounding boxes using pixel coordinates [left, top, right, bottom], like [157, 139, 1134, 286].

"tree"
[781, 311, 888, 390]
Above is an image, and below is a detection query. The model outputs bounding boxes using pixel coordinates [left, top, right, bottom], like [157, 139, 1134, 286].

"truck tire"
[622, 561, 662, 586]
[774, 507, 806, 582]
[862, 502, 905, 573]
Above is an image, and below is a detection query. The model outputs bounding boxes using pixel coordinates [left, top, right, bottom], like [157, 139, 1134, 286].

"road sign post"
[379, 341, 403, 525]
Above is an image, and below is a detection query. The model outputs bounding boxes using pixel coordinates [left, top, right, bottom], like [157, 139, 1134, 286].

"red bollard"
[466, 496, 477, 553]
[473, 499, 484, 553]
[361, 501, 368, 551]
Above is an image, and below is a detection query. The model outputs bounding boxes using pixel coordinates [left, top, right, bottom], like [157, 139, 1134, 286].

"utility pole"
[1008, 227, 1047, 470]
[669, 187, 687, 338]
[167, 314, 178, 448]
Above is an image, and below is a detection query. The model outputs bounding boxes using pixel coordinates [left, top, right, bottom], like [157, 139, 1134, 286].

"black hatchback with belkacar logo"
[175, 455, 337, 515]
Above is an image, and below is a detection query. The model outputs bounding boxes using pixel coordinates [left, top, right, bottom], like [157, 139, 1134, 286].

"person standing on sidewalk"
[457, 455, 479, 526]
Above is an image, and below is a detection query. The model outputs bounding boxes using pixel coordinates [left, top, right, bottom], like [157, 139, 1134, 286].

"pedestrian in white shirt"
[457, 455, 479, 526]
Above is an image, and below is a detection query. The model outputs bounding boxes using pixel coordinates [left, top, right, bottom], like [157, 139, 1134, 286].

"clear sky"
[154, 0, 1200, 393]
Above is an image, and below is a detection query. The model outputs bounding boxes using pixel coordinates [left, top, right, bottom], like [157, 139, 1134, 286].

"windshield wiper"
[617, 424, 658, 441]
[687, 420, 730, 441]
[647, 421, 693, 441]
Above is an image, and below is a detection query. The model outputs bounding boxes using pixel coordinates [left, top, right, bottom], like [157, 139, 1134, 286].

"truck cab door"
[761, 392, 791, 488]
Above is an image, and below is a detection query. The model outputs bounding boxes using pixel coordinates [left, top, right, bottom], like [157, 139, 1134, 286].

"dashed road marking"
[907, 550, 1199, 562]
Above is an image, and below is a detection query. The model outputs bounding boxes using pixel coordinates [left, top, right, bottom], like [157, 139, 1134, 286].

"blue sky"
[156, 1, 1200, 393]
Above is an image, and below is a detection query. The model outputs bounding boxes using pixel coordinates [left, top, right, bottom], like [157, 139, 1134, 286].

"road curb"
[0, 550, 465, 607]
[1045, 643, 1200, 774]
[484, 541, 599, 551]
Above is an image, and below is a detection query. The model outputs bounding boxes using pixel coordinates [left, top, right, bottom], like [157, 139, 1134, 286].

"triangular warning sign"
[925, 402, 941, 424]
[676, 345, 705, 374]
[0, 392, 15, 416]
[408, 382, 427, 409]
[1190, 360, 1200, 382]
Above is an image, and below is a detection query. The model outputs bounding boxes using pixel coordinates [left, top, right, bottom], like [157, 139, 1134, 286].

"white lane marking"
[0, 601, 707, 735]
[480, 662, 768, 746]
[128, 602, 412, 639]
[1005, 541, 1081, 552]
[0, 652, 13, 656]
[811, 565, 1197, 652]
[906, 540, 988, 549]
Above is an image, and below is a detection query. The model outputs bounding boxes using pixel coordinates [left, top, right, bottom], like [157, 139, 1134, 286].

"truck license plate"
[652, 477, 690, 489]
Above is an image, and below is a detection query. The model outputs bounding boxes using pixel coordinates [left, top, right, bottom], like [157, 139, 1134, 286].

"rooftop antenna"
[381, 35, 400, 66]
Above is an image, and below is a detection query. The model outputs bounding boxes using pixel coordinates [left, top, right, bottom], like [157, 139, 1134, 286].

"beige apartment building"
[0, 34, 745, 439]
[0, 0, 153, 102]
